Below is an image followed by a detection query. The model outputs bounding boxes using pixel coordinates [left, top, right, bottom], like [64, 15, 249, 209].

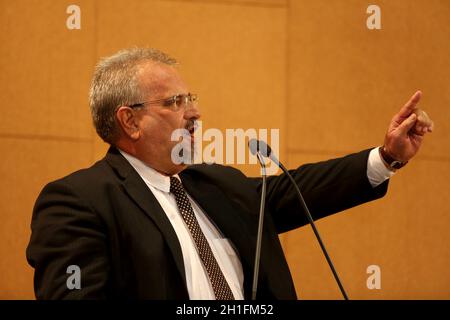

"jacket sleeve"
[26, 179, 110, 299]
[258, 148, 389, 233]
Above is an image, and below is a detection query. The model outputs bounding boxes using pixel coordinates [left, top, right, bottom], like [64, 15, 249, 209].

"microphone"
[248, 139, 349, 300]
[248, 139, 268, 300]
[248, 138, 278, 164]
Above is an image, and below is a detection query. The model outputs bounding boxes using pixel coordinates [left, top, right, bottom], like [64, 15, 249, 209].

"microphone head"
[248, 139, 259, 156]
[248, 139, 272, 157]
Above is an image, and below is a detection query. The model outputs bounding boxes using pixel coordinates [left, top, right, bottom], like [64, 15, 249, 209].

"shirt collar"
[118, 148, 175, 193]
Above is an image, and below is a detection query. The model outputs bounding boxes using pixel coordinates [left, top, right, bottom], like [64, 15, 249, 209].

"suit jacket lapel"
[105, 147, 187, 290]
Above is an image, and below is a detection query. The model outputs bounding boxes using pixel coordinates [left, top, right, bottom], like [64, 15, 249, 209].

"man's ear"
[116, 106, 141, 141]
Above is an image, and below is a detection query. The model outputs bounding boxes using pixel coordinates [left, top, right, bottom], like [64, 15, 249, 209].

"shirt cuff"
[367, 147, 395, 187]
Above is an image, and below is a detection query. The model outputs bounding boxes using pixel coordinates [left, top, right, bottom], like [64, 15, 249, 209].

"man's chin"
[181, 139, 198, 163]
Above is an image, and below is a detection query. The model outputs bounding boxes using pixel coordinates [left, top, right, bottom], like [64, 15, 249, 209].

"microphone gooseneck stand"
[251, 152, 267, 300]
[249, 139, 349, 300]
[276, 160, 349, 300]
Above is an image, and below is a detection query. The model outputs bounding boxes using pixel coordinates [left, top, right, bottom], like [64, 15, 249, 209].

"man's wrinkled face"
[133, 62, 201, 175]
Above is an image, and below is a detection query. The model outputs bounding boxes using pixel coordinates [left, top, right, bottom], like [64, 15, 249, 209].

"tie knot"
[170, 176, 183, 194]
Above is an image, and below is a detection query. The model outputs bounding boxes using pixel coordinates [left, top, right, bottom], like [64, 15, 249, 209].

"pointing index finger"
[391, 91, 422, 127]
[398, 90, 422, 119]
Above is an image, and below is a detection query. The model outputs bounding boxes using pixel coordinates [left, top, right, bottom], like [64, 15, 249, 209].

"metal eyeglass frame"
[128, 93, 198, 110]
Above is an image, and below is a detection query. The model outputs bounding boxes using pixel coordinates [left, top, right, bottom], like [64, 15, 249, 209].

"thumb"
[396, 113, 417, 135]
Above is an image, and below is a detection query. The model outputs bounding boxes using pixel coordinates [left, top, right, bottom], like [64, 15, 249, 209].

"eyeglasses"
[129, 93, 198, 111]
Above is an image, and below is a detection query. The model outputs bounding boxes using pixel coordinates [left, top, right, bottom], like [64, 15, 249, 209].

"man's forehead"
[138, 61, 185, 94]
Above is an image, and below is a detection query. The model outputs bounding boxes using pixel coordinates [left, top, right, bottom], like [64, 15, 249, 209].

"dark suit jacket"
[26, 147, 388, 299]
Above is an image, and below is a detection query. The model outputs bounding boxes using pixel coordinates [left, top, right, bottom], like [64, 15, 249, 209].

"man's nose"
[184, 103, 201, 120]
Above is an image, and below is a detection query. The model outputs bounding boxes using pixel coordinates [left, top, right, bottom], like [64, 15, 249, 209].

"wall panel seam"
[0, 133, 93, 143]
[288, 148, 450, 163]
[162, 0, 287, 9]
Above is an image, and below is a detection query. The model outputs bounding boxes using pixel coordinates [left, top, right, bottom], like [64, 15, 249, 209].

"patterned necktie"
[170, 176, 235, 300]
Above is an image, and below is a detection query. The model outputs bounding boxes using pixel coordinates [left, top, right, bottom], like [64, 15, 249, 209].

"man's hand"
[383, 90, 434, 162]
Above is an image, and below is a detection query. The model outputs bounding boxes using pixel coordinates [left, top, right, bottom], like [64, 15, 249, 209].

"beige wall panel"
[93, 0, 287, 177]
[287, 0, 450, 159]
[0, 138, 93, 299]
[0, 0, 96, 139]
[2, 0, 446, 300]
[283, 151, 450, 299]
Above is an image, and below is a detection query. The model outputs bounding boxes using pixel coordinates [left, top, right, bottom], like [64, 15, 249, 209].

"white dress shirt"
[119, 147, 393, 300]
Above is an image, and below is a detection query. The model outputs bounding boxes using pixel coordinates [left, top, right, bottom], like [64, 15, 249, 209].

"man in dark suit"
[26, 48, 433, 300]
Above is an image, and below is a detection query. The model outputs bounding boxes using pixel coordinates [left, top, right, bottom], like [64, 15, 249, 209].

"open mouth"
[186, 121, 197, 137]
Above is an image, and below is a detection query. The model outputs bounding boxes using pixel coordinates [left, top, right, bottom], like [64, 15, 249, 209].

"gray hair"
[89, 47, 177, 144]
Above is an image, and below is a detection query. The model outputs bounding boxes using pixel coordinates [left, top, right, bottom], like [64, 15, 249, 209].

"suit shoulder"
[41, 158, 114, 196]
